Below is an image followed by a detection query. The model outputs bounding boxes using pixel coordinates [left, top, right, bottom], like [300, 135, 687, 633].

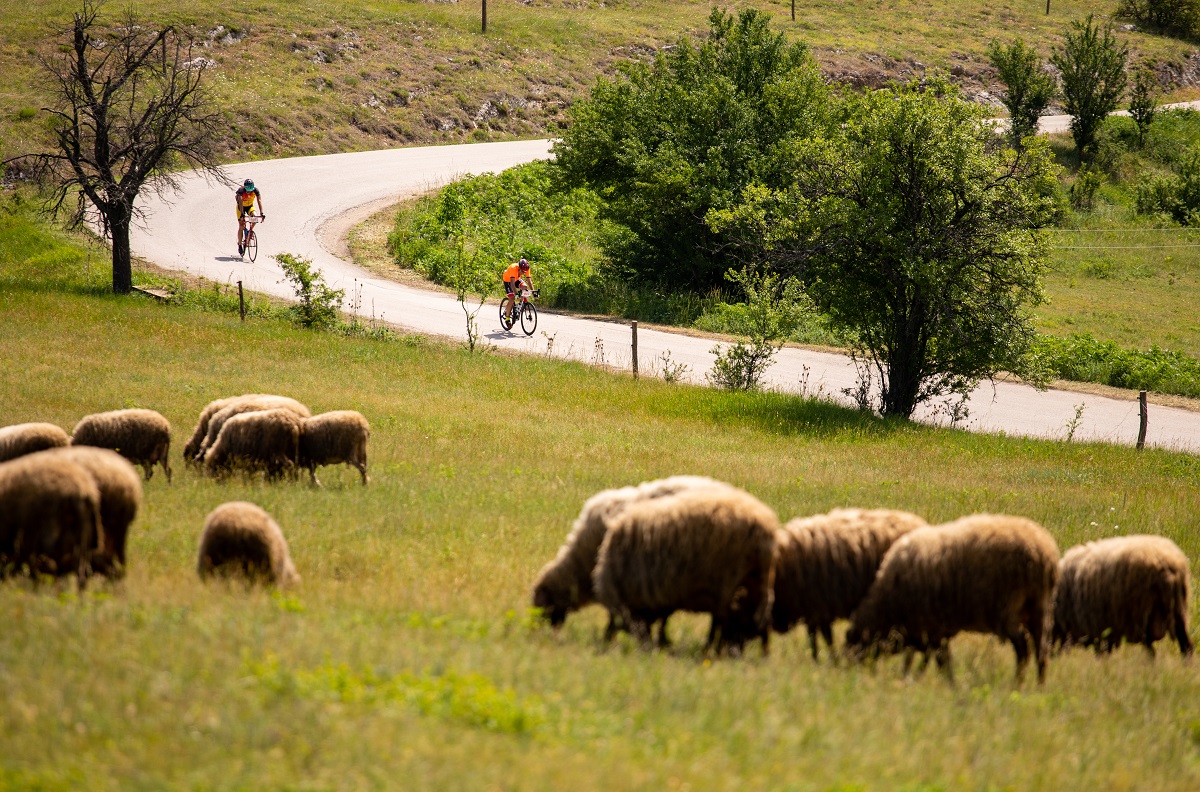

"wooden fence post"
[631, 321, 638, 380]
[238, 280, 245, 321]
[1137, 390, 1148, 450]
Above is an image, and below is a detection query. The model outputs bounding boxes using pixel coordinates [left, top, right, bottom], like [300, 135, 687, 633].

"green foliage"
[1052, 15, 1129, 159]
[1070, 165, 1106, 210]
[1033, 332, 1200, 397]
[987, 38, 1057, 147]
[1134, 146, 1200, 224]
[1116, 0, 1200, 39]
[554, 7, 830, 289]
[274, 252, 344, 329]
[388, 161, 605, 307]
[713, 81, 1059, 417]
[1129, 71, 1158, 144]
[705, 268, 810, 391]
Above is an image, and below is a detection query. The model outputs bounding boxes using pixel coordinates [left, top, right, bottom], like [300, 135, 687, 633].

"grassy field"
[4, 197, 1200, 789]
[3, 0, 1198, 162]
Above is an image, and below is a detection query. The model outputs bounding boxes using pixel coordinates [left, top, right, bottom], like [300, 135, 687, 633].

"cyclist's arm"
[256, 193, 265, 216]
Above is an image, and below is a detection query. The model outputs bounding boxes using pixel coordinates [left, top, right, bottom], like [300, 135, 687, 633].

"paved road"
[130, 140, 1200, 452]
[1035, 100, 1200, 134]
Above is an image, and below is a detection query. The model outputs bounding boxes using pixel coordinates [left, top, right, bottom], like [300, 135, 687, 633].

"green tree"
[706, 268, 809, 391]
[1051, 15, 1129, 160]
[1129, 70, 1158, 145]
[987, 38, 1057, 148]
[553, 7, 829, 289]
[275, 253, 345, 330]
[711, 82, 1059, 418]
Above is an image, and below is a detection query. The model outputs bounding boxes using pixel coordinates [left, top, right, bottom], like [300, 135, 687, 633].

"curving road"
[130, 139, 1200, 452]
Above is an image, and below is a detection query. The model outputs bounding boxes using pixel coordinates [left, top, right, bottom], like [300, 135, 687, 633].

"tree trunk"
[110, 210, 133, 295]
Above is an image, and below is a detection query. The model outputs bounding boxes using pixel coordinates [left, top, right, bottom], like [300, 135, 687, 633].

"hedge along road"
[129, 138, 1200, 452]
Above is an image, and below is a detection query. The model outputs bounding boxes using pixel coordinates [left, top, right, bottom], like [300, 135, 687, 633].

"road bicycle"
[240, 214, 263, 262]
[500, 287, 539, 336]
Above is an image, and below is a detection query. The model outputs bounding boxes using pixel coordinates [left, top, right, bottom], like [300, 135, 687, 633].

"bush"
[275, 252, 344, 329]
[1117, 0, 1200, 39]
[1133, 146, 1200, 224]
[1034, 333, 1200, 397]
[388, 161, 607, 307]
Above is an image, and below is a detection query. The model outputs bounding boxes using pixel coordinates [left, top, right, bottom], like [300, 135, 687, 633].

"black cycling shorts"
[504, 280, 519, 295]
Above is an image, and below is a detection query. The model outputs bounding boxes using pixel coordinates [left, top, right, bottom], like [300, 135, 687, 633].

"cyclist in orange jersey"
[235, 178, 265, 256]
[501, 258, 532, 323]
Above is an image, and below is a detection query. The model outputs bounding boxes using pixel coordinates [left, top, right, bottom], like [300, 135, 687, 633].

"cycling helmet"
[518, 258, 529, 271]
[243, 178, 256, 191]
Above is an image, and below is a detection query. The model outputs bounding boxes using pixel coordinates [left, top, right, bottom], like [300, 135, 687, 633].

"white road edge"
[129, 136, 1200, 452]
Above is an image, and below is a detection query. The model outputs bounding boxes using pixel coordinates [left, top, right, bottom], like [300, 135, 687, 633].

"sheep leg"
[603, 614, 620, 643]
[1004, 625, 1032, 684]
[357, 458, 369, 486]
[141, 461, 154, 481]
[654, 618, 671, 649]
[819, 623, 834, 660]
[1174, 609, 1194, 658]
[807, 627, 821, 661]
[934, 641, 954, 684]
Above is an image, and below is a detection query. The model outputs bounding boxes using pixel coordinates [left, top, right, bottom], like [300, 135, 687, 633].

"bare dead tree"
[7, 3, 225, 293]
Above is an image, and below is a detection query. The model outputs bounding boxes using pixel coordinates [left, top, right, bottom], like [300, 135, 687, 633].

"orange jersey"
[502, 263, 524, 283]
[236, 187, 260, 209]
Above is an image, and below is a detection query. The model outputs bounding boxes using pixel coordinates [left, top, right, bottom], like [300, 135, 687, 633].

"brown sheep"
[0, 422, 70, 463]
[203, 408, 303, 481]
[37, 447, 142, 579]
[197, 501, 300, 587]
[845, 514, 1060, 684]
[532, 475, 733, 641]
[194, 396, 311, 462]
[773, 508, 928, 660]
[1053, 535, 1193, 658]
[182, 395, 272, 464]
[0, 454, 100, 582]
[593, 486, 780, 655]
[300, 410, 370, 486]
[71, 408, 172, 482]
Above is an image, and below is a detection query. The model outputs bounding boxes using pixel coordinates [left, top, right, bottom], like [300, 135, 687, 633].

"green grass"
[3, 0, 1198, 162]
[4, 196, 1200, 789]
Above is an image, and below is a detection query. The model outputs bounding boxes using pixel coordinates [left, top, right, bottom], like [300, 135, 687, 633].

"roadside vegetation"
[387, 11, 1200, 404]
[4, 190, 1200, 790]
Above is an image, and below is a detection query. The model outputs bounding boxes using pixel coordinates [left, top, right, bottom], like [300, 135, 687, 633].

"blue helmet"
[243, 178, 255, 191]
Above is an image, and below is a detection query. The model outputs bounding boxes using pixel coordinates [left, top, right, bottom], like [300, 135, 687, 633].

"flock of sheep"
[1, 406, 1193, 683]
[0, 393, 366, 583]
[532, 476, 1194, 682]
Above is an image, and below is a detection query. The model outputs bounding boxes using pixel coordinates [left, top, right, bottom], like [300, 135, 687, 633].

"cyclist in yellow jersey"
[501, 258, 532, 323]
[235, 178, 266, 256]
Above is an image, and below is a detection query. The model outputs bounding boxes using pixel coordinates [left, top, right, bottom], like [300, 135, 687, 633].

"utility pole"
[482, 0, 487, 33]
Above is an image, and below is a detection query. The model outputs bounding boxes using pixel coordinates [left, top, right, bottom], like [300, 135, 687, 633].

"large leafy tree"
[11, 3, 223, 294]
[553, 7, 829, 289]
[711, 82, 1059, 418]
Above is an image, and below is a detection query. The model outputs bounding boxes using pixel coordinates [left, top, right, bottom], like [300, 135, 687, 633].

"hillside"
[4, 0, 1200, 161]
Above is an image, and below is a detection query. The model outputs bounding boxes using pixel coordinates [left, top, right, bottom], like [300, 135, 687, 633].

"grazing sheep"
[845, 514, 1060, 684]
[773, 508, 928, 660]
[0, 422, 70, 463]
[1053, 535, 1193, 658]
[194, 396, 311, 462]
[593, 486, 780, 654]
[203, 408, 303, 481]
[0, 454, 100, 582]
[71, 408, 172, 482]
[197, 501, 300, 587]
[182, 395, 274, 464]
[300, 410, 371, 486]
[532, 475, 733, 641]
[37, 447, 142, 579]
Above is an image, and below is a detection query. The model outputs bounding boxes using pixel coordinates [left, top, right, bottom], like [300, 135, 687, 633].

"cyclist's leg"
[237, 210, 247, 251]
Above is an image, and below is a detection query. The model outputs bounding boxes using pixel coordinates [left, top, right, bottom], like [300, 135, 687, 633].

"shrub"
[275, 252, 344, 329]
[987, 38, 1057, 147]
[1033, 333, 1200, 398]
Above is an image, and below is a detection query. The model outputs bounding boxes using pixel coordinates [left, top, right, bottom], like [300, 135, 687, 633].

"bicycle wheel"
[499, 300, 514, 330]
[246, 229, 258, 262]
[520, 301, 538, 335]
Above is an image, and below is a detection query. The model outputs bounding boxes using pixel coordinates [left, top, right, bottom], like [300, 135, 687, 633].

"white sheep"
[71, 408, 172, 481]
[300, 410, 370, 485]
[197, 501, 300, 587]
